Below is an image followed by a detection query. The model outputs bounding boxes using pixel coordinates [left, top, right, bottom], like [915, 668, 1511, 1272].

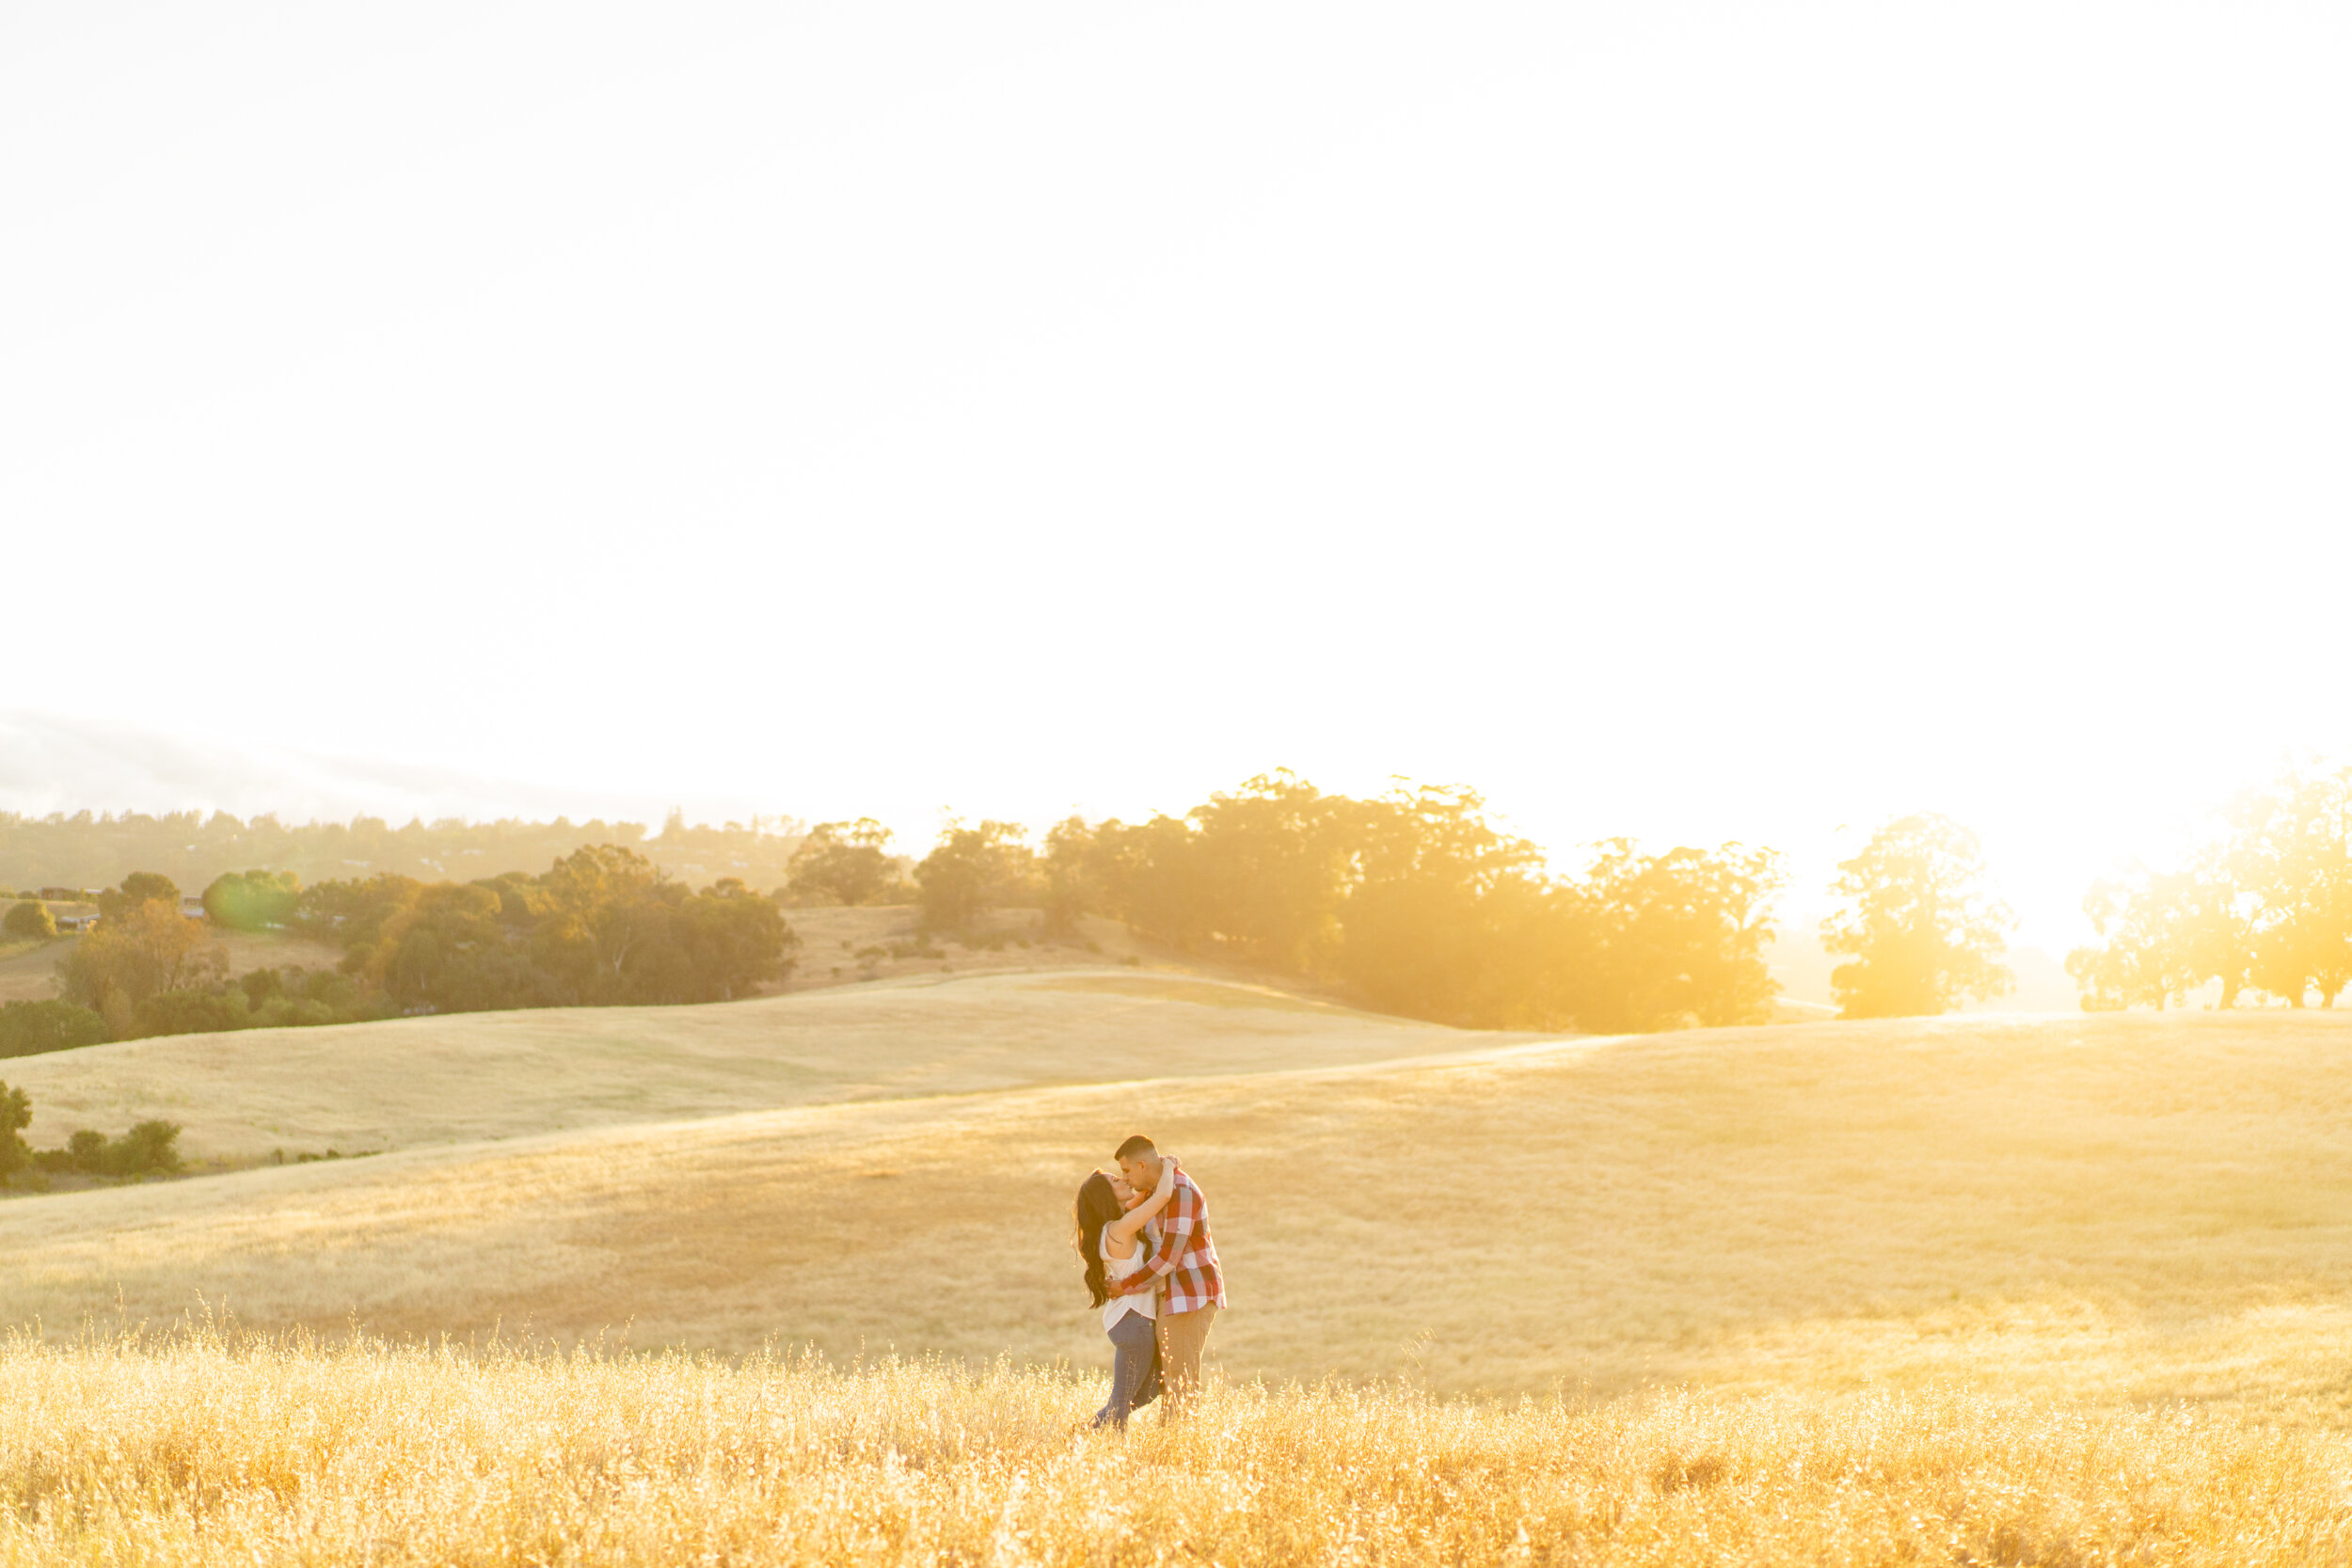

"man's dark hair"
[1114, 1133, 1157, 1162]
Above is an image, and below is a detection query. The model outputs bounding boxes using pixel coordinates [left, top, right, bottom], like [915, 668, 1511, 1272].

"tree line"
[5, 773, 2041, 1054]
[880, 777, 2016, 1031]
[2068, 764, 2352, 1009]
[0, 1077, 182, 1190]
[4, 847, 795, 1053]
[0, 808, 813, 905]
[796, 781, 1788, 1030]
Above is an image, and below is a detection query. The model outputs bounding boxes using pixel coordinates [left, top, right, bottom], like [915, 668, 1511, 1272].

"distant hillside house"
[180, 897, 207, 919]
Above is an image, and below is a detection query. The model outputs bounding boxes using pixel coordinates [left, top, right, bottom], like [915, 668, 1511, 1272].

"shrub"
[38, 1119, 183, 1179]
[3, 900, 56, 941]
[110, 1119, 183, 1176]
[0, 1000, 111, 1058]
[131, 988, 250, 1038]
[202, 869, 302, 931]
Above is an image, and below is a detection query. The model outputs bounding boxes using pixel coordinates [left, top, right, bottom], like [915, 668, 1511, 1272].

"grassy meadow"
[9, 977, 2352, 1562]
[8, 990, 2352, 1418]
[0, 969, 1466, 1161]
[7, 1331, 2349, 1567]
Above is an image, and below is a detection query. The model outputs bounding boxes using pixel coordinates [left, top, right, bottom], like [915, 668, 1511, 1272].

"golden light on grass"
[4, 1329, 2347, 1566]
[13, 981, 2352, 1562]
[10, 989, 2352, 1424]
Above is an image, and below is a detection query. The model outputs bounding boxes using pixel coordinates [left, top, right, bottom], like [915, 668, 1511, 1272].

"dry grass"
[0, 968, 1476, 1158]
[3, 1329, 2347, 1567]
[771, 907, 1155, 991]
[10, 1007, 2352, 1427]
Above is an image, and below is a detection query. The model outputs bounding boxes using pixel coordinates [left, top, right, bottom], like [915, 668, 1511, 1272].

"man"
[1110, 1132, 1223, 1418]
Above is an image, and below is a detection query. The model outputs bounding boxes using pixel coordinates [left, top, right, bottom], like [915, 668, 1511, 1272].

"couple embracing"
[1071, 1133, 1224, 1430]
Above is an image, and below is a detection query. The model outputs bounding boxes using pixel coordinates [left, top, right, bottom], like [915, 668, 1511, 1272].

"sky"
[4, 0, 2348, 951]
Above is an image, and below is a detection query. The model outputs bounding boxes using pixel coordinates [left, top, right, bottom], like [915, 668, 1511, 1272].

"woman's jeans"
[1092, 1309, 1162, 1429]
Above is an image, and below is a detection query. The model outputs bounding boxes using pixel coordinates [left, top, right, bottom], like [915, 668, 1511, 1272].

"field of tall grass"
[5, 1328, 2347, 1567]
[12, 1006, 2352, 1419]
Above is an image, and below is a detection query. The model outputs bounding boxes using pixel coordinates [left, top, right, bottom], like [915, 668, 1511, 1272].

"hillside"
[8, 1001, 2352, 1425]
[0, 969, 1481, 1159]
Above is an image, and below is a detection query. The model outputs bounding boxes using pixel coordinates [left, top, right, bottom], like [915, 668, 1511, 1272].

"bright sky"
[5, 1, 2348, 951]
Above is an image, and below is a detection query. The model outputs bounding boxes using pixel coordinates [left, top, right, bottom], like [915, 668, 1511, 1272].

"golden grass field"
[8, 1331, 2348, 1567]
[8, 987, 2352, 1418]
[9, 979, 2352, 1562]
[0, 969, 1468, 1160]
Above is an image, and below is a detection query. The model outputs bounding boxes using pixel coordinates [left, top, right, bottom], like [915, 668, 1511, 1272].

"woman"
[1072, 1154, 1180, 1430]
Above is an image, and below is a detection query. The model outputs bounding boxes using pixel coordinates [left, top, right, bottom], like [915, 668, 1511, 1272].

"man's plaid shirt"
[1129, 1162, 1225, 1315]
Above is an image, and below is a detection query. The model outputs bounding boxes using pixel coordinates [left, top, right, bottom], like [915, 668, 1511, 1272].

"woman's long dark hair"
[1073, 1171, 1123, 1308]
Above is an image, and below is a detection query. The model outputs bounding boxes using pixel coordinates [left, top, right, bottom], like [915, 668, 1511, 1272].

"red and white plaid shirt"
[1129, 1162, 1225, 1315]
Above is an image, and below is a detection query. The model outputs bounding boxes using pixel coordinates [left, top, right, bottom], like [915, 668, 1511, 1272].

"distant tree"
[2063, 845, 2266, 1011]
[1089, 813, 1212, 952]
[1569, 840, 1788, 1031]
[57, 897, 227, 1021]
[1332, 784, 1552, 1027]
[2068, 869, 2202, 1010]
[131, 988, 251, 1038]
[787, 819, 900, 906]
[4, 900, 56, 941]
[0, 999, 110, 1058]
[1820, 814, 2014, 1019]
[532, 845, 675, 1002]
[109, 1119, 184, 1177]
[47, 1118, 183, 1178]
[2224, 768, 2352, 1006]
[916, 820, 1037, 933]
[1181, 773, 1352, 973]
[675, 878, 798, 1000]
[0, 1079, 28, 1184]
[357, 881, 551, 1015]
[97, 872, 180, 923]
[201, 869, 302, 931]
[295, 874, 426, 948]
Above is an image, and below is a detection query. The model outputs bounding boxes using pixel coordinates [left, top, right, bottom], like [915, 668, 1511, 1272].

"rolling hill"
[8, 986, 2352, 1425]
[0, 969, 1478, 1159]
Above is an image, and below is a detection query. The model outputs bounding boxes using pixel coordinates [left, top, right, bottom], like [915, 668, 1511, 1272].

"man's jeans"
[1092, 1310, 1162, 1430]
[1154, 1303, 1217, 1420]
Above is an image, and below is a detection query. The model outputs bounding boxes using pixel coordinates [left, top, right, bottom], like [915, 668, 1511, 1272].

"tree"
[533, 845, 675, 1002]
[1089, 814, 1214, 953]
[0, 1079, 29, 1185]
[1040, 816, 1104, 940]
[2224, 769, 2352, 1006]
[1331, 784, 1551, 1027]
[786, 819, 900, 907]
[1569, 841, 1788, 1031]
[202, 869, 302, 931]
[1820, 814, 2014, 1018]
[1181, 773, 1352, 974]
[0, 999, 110, 1058]
[3, 900, 56, 941]
[915, 820, 1037, 933]
[56, 896, 227, 1021]
[132, 988, 251, 1038]
[2067, 869, 2201, 1010]
[97, 873, 179, 923]
[674, 879, 798, 1000]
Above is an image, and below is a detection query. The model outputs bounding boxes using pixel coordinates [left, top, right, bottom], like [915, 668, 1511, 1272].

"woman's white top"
[1100, 1228, 1158, 1331]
